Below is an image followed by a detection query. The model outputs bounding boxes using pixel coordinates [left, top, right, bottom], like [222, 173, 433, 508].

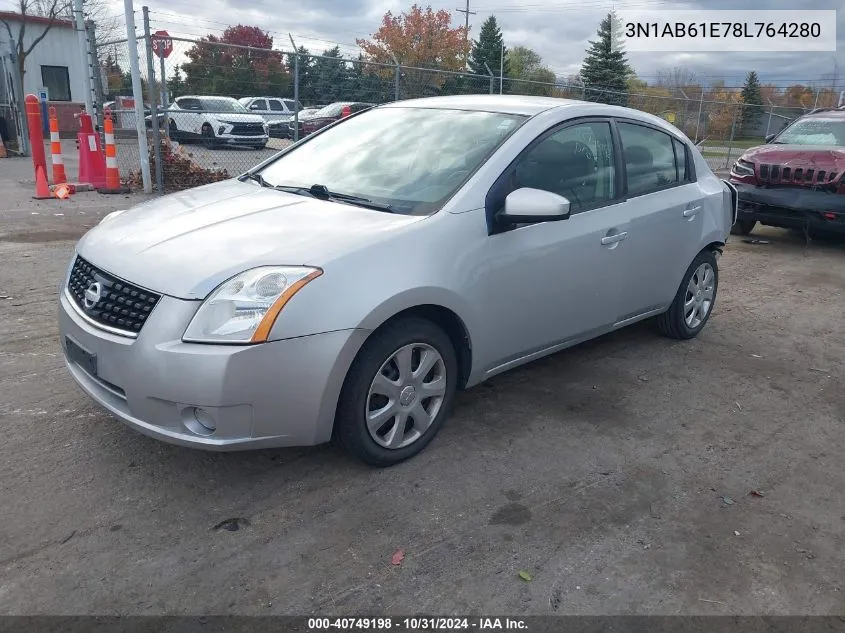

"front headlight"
[183, 266, 322, 344]
[731, 158, 755, 177]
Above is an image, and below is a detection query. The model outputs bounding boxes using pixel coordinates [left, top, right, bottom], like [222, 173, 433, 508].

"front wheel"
[656, 249, 719, 340]
[334, 317, 458, 467]
[201, 124, 217, 149]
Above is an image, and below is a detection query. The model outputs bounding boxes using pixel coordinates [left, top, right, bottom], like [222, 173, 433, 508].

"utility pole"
[456, 0, 476, 65]
[124, 0, 151, 193]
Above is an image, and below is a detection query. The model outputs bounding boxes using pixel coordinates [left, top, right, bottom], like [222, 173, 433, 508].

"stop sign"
[151, 30, 173, 59]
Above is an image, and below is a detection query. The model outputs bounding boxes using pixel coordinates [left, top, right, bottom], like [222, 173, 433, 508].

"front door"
[471, 119, 631, 374]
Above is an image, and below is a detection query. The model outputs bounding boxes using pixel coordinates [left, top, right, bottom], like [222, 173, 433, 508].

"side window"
[283, 100, 296, 111]
[251, 99, 268, 111]
[618, 122, 679, 196]
[510, 121, 616, 213]
[672, 137, 690, 182]
[176, 98, 200, 111]
[269, 100, 285, 111]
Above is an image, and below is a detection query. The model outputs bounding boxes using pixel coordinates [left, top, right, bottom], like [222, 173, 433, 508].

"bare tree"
[656, 66, 697, 90]
[1, 0, 69, 150]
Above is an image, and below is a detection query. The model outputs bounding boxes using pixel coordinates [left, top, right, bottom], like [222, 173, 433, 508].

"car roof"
[800, 107, 845, 119]
[380, 94, 581, 116]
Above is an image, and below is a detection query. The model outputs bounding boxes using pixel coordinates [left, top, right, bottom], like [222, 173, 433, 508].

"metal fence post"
[159, 46, 169, 139]
[483, 62, 494, 94]
[86, 19, 106, 149]
[142, 6, 163, 193]
[124, 0, 151, 193]
[289, 34, 299, 142]
[391, 53, 400, 101]
[724, 104, 740, 169]
[694, 89, 704, 143]
[765, 100, 774, 138]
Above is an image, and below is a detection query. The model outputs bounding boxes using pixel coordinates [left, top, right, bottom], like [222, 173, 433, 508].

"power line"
[455, 0, 476, 61]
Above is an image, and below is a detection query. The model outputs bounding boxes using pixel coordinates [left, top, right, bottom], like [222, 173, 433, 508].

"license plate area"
[65, 336, 97, 377]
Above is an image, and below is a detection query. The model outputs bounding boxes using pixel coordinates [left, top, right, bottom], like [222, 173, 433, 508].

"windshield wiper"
[270, 183, 393, 212]
[240, 172, 272, 188]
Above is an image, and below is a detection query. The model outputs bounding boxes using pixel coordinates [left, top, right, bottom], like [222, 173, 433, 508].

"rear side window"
[269, 100, 284, 111]
[283, 100, 297, 111]
[672, 138, 689, 182]
[618, 122, 680, 196]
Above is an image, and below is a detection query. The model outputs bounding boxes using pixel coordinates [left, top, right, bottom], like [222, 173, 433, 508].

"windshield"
[200, 98, 248, 113]
[774, 117, 845, 146]
[257, 106, 526, 215]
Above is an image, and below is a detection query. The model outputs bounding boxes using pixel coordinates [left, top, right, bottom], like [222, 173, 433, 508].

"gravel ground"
[1, 157, 844, 616]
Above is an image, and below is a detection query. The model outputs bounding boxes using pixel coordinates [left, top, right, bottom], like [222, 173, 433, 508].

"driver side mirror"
[499, 188, 571, 224]
[765, 133, 775, 143]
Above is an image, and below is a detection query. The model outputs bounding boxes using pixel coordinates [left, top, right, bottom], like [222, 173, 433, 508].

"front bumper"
[218, 133, 268, 146]
[59, 287, 366, 451]
[733, 182, 845, 233]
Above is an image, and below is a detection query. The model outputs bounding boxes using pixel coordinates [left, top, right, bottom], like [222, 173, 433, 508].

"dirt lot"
[1, 160, 844, 616]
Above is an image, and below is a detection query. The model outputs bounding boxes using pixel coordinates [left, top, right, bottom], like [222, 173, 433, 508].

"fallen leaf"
[518, 570, 533, 582]
[749, 490, 765, 498]
[391, 549, 405, 565]
[734, 531, 741, 536]
[722, 496, 735, 505]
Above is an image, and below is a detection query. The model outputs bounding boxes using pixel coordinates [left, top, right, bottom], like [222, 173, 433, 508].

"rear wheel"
[168, 119, 180, 141]
[335, 317, 458, 467]
[656, 249, 719, 340]
[731, 218, 756, 235]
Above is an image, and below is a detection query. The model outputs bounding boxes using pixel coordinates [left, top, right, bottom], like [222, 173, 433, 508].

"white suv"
[238, 96, 302, 120]
[166, 96, 269, 149]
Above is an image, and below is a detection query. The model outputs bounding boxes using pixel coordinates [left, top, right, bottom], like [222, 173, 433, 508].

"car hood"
[76, 179, 425, 300]
[742, 144, 845, 174]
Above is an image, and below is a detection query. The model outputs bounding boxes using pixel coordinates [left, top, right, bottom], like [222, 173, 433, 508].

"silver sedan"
[59, 95, 738, 466]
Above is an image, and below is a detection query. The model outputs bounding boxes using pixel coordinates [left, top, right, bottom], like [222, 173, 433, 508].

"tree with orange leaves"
[356, 4, 468, 97]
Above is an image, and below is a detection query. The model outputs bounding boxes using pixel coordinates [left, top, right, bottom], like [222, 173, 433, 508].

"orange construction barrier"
[77, 111, 106, 189]
[98, 109, 127, 194]
[0, 135, 7, 158]
[25, 94, 51, 199]
[48, 106, 67, 185]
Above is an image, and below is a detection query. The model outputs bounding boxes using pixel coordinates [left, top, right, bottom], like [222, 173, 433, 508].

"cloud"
[135, 0, 845, 88]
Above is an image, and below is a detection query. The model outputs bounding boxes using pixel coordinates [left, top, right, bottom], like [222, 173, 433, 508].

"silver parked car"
[58, 95, 738, 466]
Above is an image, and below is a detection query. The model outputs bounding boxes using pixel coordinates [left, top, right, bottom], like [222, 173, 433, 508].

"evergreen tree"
[580, 11, 633, 106]
[468, 15, 510, 91]
[740, 70, 764, 136]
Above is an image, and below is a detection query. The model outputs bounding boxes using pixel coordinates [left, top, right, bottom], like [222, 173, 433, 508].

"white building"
[0, 11, 86, 145]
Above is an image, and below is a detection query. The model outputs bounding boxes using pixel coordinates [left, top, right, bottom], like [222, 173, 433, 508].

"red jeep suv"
[728, 107, 845, 236]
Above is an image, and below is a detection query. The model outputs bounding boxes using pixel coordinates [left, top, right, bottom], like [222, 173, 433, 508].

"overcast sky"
[106, 0, 844, 89]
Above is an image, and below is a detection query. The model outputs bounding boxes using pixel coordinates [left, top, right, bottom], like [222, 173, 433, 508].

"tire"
[201, 124, 217, 149]
[168, 120, 180, 142]
[731, 218, 756, 235]
[334, 317, 458, 467]
[656, 249, 719, 340]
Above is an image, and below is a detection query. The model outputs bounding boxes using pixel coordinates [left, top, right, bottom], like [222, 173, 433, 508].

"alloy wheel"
[684, 262, 715, 329]
[365, 343, 447, 450]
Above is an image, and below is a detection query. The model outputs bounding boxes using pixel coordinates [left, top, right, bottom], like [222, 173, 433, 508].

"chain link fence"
[90, 28, 819, 191]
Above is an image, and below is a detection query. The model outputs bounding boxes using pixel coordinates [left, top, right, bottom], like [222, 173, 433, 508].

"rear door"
[612, 119, 706, 322]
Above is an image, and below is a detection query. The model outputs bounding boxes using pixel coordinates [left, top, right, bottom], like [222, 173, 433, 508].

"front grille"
[229, 123, 265, 136]
[758, 163, 842, 189]
[67, 256, 161, 336]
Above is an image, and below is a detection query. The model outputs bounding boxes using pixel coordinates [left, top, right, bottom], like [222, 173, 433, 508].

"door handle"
[601, 231, 628, 245]
[683, 206, 702, 218]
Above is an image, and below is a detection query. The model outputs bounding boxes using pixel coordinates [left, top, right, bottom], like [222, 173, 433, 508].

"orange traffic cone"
[98, 109, 128, 194]
[48, 107, 67, 184]
[33, 164, 52, 199]
[53, 183, 71, 199]
[0, 135, 7, 158]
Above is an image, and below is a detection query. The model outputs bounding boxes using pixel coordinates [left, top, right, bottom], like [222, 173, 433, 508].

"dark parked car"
[289, 102, 375, 137]
[728, 106, 845, 236]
